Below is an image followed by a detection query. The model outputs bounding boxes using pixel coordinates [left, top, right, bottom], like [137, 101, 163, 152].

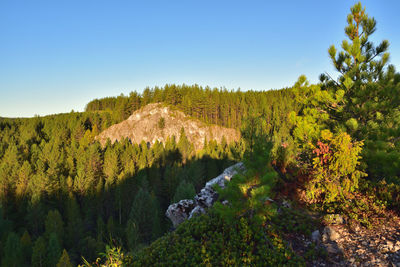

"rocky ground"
[289, 212, 400, 266]
[319, 215, 400, 267]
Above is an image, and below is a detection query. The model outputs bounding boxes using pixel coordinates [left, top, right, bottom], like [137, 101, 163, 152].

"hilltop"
[96, 103, 240, 150]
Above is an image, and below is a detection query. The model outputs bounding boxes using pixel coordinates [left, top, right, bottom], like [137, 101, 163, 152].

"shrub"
[306, 131, 367, 206]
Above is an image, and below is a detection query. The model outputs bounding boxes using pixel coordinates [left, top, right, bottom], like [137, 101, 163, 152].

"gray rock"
[324, 243, 340, 254]
[195, 187, 218, 208]
[281, 200, 291, 209]
[194, 162, 244, 208]
[204, 162, 245, 189]
[165, 162, 245, 227]
[323, 226, 340, 242]
[221, 200, 229, 205]
[188, 206, 206, 219]
[165, 199, 195, 228]
[311, 230, 321, 243]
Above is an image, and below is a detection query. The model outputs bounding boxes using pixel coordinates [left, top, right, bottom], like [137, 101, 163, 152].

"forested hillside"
[85, 84, 297, 132]
[0, 83, 298, 266]
[86, 3, 400, 266]
[95, 103, 240, 150]
[1, 2, 400, 266]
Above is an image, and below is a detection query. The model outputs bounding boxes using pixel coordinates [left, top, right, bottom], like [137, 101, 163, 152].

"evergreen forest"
[1, 2, 400, 266]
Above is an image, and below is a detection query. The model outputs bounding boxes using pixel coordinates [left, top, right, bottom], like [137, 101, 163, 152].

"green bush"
[132, 212, 304, 267]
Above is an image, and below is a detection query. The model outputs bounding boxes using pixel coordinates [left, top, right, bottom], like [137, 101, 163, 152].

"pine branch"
[324, 72, 340, 86]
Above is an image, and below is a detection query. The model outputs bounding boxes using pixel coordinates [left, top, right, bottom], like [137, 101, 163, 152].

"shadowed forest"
[0, 87, 296, 266]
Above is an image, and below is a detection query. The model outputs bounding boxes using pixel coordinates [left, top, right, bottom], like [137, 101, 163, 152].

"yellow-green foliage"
[289, 75, 344, 144]
[213, 140, 278, 225]
[81, 246, 129, 267]
[306, 131, 366, 204]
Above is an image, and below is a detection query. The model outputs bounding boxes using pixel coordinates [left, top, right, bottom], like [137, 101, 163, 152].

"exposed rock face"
[166, 162, 245, 227]
[165, 199, 195, 228]
[96, 103, 240, 150]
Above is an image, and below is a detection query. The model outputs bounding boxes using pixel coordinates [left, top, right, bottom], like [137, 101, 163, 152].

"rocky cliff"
[166, 162, 245, 227]
[96, 103, 240, 150]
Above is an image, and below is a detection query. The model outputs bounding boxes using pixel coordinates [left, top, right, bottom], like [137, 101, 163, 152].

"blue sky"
[1, 0, 399, 117]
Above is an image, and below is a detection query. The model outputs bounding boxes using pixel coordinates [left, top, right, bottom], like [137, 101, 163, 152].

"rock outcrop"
[166, 162, 245, 228]
[96, 103, 240, 150]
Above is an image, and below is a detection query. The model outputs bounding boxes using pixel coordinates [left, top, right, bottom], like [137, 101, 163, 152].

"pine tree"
[178, 127, 193, 162]
[321, 2, 400, 181]
[65, 194, 84, 249]
[20, 230, 32, 265]
[16, 160, 32, 199]
[103, 148, 120, 188]
[44, 209, 64, 246]
[129, 187, 160, 243]
[322, 2, 392, 135]
[172, 180, 196, 203]
[1, 232, 22, 267]
[31, 236, 46, 267]
[0, 142, 20, 206]
[106, 216, 116, 239]
[0, 205, 12, 241]
[47, 233, 62, 267]
[125, 218, 139, 251]
[56, 249, 73, 267]
[214, 140, 277, 225]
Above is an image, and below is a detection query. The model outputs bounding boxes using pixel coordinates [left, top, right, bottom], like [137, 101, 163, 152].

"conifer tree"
[0, 206, 12, 241]
[44, 209, 64, 246]
[31, 236, 46, 267]
[20, 230, 32, 265]
[172, 180, 196, 203]
[65, 194, 83, 248]
[103, 148, 120, 188]
[214, 139, 277, 225]
[322, 2, 393, 135]
[106, 216, 116, 240]
[129, 187, 160, 243]
[1, 232, 22, 267]
[320, 2, 400, 180]
[125, 219, 139, 251]
[56, 249, 73, 267]
[178, 127, 193, 162]
[16, 160, 32, 199]
[47, 233, 62, 267]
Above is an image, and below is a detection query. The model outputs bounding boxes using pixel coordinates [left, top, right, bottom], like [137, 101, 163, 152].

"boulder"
[165, 199, 195, 228]
[311, 230, 321, 243]
[323, 226, 340, 242]
[188, 206, 206, 219]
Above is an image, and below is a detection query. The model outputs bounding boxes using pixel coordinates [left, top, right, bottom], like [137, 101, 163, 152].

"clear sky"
[1, 0, 399, 117]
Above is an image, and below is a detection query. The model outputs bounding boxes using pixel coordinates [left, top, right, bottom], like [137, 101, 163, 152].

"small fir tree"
[56, 249, 73, 267]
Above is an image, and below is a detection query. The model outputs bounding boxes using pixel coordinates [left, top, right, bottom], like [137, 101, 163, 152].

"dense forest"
[1, 2, 400, 266]
[0, 80, 299, 265]
[0, 110, 249, 266]
[85, 83, 297, 136]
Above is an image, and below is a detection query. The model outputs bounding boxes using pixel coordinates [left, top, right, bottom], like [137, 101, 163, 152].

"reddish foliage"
[313, 141, 331, 165]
